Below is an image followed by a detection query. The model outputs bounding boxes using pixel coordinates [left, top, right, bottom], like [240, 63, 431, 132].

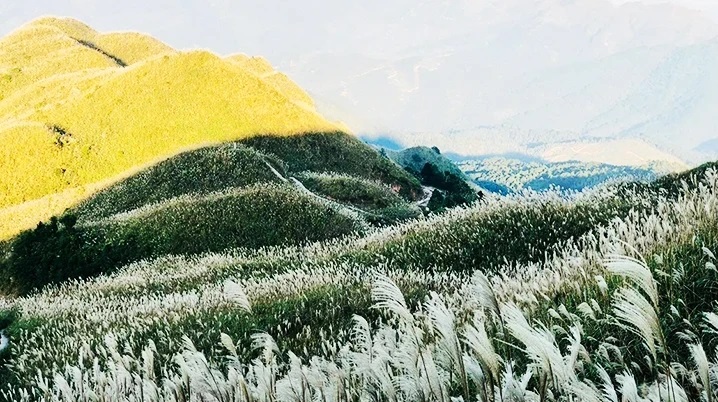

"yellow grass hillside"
[0, 17, 344, 240]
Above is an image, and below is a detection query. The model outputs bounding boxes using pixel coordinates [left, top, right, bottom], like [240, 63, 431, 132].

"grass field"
[3, 15, 718, 402]
[0, 130, 423, 296]
[2, 160, 716, 401]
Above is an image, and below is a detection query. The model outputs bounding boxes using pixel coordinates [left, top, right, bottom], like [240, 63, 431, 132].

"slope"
[0, 131, 420, 294]
[0, 17, 343, 240]
[3, 154, 717, 399]
[70, 143, 286, 222]
[387, 146, 469, 180]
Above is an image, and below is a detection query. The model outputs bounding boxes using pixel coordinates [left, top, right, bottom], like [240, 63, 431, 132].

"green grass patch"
[345, 195, 638, 274]
[296, 172, 421, 224]
[112, 184, 365, 255]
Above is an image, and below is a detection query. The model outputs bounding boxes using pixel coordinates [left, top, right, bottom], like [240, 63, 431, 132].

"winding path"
[262, 159, 380, 218]
[416, 186, 435, 208]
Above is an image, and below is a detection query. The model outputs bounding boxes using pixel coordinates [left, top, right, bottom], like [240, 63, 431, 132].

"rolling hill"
[0, 131, 422, 295]
[3, 138, 718, 400]
[5, 13, 718, 402]
[0, 17, 344, 240]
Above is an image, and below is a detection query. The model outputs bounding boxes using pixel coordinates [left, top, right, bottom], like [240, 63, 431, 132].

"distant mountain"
[695, 138, 718, 155]
[458, 156, 659, 193]
[278, 0, 718, 165]
[528, 139, 688, 171]
[384, 144, 663, 195]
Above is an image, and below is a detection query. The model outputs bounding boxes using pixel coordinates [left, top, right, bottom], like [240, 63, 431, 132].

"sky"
[2, 0, 717, 59]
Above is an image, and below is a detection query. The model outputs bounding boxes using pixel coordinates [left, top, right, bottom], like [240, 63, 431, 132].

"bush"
[0, 216, 147, 295]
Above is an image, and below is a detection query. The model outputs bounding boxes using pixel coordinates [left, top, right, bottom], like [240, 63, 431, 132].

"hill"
[2, 154, 718, 400]
[0, 17, 343, 240]
[387, 146, 469, 181]
[70, 143, 286, 222]
[4, 13, 718, 402]
[387, 146, 481, 210]
[0, 131, 420, 294]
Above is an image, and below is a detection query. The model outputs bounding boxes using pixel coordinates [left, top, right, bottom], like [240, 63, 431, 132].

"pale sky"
[1, 0, 717, 62]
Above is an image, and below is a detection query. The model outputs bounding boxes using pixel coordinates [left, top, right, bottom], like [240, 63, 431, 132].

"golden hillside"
[0, 17, 344, 239]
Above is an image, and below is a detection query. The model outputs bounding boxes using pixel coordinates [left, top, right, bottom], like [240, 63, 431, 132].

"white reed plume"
[616, 371, 640, 402]
[371, 274, 413, 323]
[463, 313, 503, 397]
[689, 342, 713, 402]
[605, 254, 658, 308]
[223, 279, 252, 313]
[612, 287, 664, 366]
[471, 271, 501, 321]
[425, 291, 469, 401]
[502, 303, 573, 396]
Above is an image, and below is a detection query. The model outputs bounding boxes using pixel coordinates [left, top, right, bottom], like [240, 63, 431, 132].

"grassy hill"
[388, 145, 470, 181]
[71, 132, 421, 223]
[0, 17, 343, 240]
[387, 146, 481, 211]
[295, 172, 421, 224]
[0, 130, 420, 295]
[243, 132, 421, 198]
[0, 183, 366, 295]
[2, 157, 718, 401]
[70, 143, 285, 222]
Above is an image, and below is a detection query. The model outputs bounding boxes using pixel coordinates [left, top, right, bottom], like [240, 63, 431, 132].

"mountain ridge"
[0, 16, 345, 239]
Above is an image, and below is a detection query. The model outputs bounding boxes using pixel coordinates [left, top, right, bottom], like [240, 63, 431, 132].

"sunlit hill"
[0, 16, 343, 239]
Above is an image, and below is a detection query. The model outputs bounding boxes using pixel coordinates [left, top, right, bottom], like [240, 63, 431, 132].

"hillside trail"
[416, 186, 435, 208]
[261, 159, 383, 218]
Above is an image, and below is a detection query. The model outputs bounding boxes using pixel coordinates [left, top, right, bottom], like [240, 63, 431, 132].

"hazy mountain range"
[275, 0, 718, 166]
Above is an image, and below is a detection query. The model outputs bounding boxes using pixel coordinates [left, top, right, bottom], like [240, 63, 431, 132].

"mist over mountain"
[277, 0, 718, 165]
